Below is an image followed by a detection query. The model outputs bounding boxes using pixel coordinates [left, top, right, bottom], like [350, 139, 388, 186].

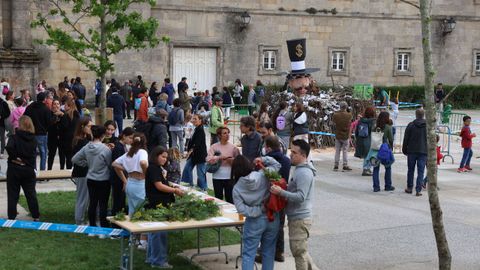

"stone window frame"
[258, 45, 281, 76]
[327, 47, 350, 77]
[473, 49, 480, 76]
[393, 48, 414, 77]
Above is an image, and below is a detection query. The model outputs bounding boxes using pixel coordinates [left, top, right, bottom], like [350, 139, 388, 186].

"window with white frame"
[263, 50, 276, 70]
[397, 52, 410, 72]
[331, 51, 345, 71]
[476, 53, 480, 72]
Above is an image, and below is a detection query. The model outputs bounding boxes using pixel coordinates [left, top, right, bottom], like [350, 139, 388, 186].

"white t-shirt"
[114, 149, 148, 174]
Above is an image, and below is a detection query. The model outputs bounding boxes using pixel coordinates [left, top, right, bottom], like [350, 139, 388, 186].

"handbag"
[206, 150, 222, 173]
[370, 127, 384, 150]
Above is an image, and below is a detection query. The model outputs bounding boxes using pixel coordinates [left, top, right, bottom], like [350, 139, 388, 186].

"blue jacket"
[161, 84, 175, 105]
[107, 92, 125, 116]
[266, 150, 291, 182]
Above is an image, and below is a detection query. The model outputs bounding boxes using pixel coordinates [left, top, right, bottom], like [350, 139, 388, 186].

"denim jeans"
[181, 159, 207, 190]
[170, 130, 184, 153]
[35, 135, 48, 171]
[363, 158, 371, 170]
[407, 154, 427, 193]
[126, 178, 145, 216]
[242, 213, 279, 270]
[147, 231, 168, 266]
[114, 114, 123, 133]
[460, 147, 473, 168]
[372, 165, 392, 191]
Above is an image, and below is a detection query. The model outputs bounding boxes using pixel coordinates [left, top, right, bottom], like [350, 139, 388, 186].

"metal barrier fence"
[392, 125, 454, 163]
[436, 111, 466, 133]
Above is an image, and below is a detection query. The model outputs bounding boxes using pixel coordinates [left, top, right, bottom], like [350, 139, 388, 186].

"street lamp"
[238, 11, 251, 31]
[442, 17, 456, 36]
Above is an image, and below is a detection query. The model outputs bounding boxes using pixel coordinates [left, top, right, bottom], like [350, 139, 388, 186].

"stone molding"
[393, 48, 414, 77]
[258, 44, 281, 76]
[472, 49, 480, 77]
[152, 5, 480, 22]
[327, 47, 350, 77]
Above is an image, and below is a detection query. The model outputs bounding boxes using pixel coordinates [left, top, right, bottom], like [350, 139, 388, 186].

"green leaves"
[263, 169, 282, 181]
[128, 194, 222, 222]
[31, 0, 164, 77]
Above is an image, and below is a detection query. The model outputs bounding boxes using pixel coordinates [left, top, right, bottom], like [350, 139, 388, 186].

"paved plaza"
[1, 109, 479, 269]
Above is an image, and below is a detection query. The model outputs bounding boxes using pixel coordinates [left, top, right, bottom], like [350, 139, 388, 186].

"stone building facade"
[1, 0, 480, 95]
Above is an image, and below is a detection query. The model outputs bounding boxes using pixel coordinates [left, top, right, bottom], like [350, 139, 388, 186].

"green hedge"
[377, 85, 480, 109]
[226, 84, 480, 109]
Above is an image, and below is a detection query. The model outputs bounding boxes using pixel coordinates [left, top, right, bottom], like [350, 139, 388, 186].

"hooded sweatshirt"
[232, 156, 281, 218]
[402, 119, 427, 155]
[72, 141, 112, 181]
[6, 130, 37, 169]
[280, 161, 317, 221]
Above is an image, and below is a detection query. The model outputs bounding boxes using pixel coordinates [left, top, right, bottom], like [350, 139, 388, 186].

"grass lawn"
[0, 191, 241, 270]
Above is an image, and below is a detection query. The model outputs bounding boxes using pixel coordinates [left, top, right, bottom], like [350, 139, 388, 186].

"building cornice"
[152, 5, 480, 22]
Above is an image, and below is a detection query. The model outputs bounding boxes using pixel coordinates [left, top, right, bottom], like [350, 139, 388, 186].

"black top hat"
[286, 38, 320, 76]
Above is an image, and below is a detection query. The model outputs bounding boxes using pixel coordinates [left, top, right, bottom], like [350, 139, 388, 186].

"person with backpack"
[354, 107, 376, 176]
[168, 98, 185, 154]
[332, 102, 353, 171]
[274, 102, 293, 150]
[209, 96, 225, 145]
[368, 111, 394, 192]
[147, 109, 168, 151]
[402, 108, 428, 196]
[292, 103, 309, 143]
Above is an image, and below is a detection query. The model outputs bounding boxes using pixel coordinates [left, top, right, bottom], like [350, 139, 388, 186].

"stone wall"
[2, 0, 479, 97]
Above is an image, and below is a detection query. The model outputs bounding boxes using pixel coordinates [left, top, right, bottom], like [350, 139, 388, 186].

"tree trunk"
[419, 0, 452, 269]
[98, 2, 107, 124]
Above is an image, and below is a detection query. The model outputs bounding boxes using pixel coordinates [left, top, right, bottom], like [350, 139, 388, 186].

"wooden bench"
[0, 170, 74, 183]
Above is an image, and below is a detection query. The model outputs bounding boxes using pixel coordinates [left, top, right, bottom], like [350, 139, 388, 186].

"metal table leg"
[190, 228, 228, 263]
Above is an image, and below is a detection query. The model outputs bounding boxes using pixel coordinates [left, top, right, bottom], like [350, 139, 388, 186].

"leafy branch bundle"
[121, 193, 221, 222]
[264, 169, 282, 181]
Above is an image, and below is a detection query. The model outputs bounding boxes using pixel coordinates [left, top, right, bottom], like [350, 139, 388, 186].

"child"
[183, 113, 195, 155]
[390, 97, 399, 126]
[165, 148, 181, 184]
[423, 134, 443, 189]
[458, 115, 476, 173]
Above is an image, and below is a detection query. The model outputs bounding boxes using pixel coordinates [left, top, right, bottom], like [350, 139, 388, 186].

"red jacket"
[436, 146, 443, 165]
[136, 93, 149, 122]
[460, 126, 474, 148]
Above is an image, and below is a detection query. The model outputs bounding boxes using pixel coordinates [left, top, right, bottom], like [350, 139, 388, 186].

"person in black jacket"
[6, 115, 39, 220]
[72, 77, 86, 105]
[24, 92, 56, 171]
[72, 117, 93, 225]
[0, 96, 11, 158]
[181, 114, 208, 190]
[47, 99, 62, 170]
[107, 87, 126, 132]
[147, 109, 168, 151]
[110, 127, 134, 216]
[402, 108, 428, 196]
[58, 98, 80, 169]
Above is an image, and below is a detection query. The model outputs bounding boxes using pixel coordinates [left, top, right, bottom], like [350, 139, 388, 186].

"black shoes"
[343, 166, 352, 171]
[385, 186, 395, 191]
[333, 165, 339, 171]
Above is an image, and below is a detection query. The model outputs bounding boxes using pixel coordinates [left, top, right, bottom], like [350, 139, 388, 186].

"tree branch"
[48, 0, 96, 49]
[398, 0, 420, 9]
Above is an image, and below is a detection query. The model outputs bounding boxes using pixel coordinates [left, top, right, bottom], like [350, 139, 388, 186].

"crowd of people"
[2, 73, 319, 269]
[1, 68, 475, 270]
